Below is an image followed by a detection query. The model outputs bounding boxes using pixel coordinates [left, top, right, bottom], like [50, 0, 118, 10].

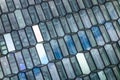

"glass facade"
[0, 0, 120, 80]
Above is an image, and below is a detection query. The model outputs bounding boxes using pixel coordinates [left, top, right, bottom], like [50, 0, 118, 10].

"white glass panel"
[32, 25, 43, 42]
[76, 53, 90, 74]
[4, 33, 15, 52]
[98, 71, 106, 80]
[36, 43, 48, 64]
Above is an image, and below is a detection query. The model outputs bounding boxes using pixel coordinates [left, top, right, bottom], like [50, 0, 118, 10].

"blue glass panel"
[18, 73, 27, 80]
[33, 68, 43, 80]
[64, 35, 77, 55]
[78, 31, 91, 50]
[50, 40, 63, 59]
[91, 27, 105, 46]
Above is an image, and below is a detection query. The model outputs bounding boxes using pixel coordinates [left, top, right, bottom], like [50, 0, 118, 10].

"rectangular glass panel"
[0, 56, 11, 76]
[79, 10, 92, 28]
[69, 0, 79, 11]
[76, 53, 90, 74]
[36, 43, 48, 64]
[29, 47, 41, 66]
[22, 49, 33, 69]
[15, 10, 25, 29]
[26, 71, 35, 80]
[13, 0, 21, 8]
[4, 33, 15, 52]
[11, 76, 18, 80]
[50, 40, 63, 59]
[7, 53, 18, 74]
[32, 25, 43, 42]
[18, 73, 27, 80]
[33, 68, 44, 80]
[0, 19, 5, 34]
[0, 0, 8, 12]
[48, 63, 60, 80]
[90, 73, 99, 80]
[62, 58, 75, 79]
[0, 65, 3, 79]
[62, 0, 72, 13]
[20, 0, 28, 8]
[113, 66, 120, 80]
[15, 52, 26, 71]
[98, 71, 106, 80]
[90, 49, 105, 69]
[6, 0, 15, 11]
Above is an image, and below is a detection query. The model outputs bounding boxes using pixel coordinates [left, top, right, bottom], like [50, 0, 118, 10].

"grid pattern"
[0, 0, 120, 80]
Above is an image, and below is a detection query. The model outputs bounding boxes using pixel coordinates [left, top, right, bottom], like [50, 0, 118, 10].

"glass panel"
[69, 0, 79, 12]
[53, 19, 64, 36]
[26, 71, 35, 80]
[13, 0, 21, 8]
[7, 53, 18, 74]
[49, 1, 59, 17]
[60, 17, 70, 34]
[0, 0, 8, 12]
[18, 29, 29, 47]
[72, 34, 83, 52]
[92, 6, 105, 24]
[33, 68, 44, 80]
[84, 52, 96, 71]
[113, 66, 120, 80]
[0, 65, 3, 79]
[46, 21, 57, 38]
[113, 43, 120, 61]
[62, 58, 75, 79]
[0, 19, 5, 34]
[113, 1, 120, 17]
[76, 53, 90, 74]
[28, 6, 39, 24]
[78, 31, 91, 50]
[44, 43, 55, 61]
[104, 68, 116, 80]
[0, 56, 11, 76]
[18, 73, 27, 80]
[22, 9, 32, 26]
[41, 66, 52, 80]
[98, 71, 106, 80]
[1, 14, 11, 32]
[28, 0, 35, 5]
[20, 0, 28, 8]
[48, 63, 60, 80]
[86, 30, 97, 47]
[54, 0, 66, 16]
[25, 27, 36, 46]
[113, 21, 120, 38]
[15, 10, 25, 29]
[62, 0, 72, 13]
[56, 61, 67, 80]
[35, 5, 45, 21]
[66, 14, 78, 32]
[6, 0, 15, 11]
[82, 0, 92, 8]
[11, 31, 22, 50]
[29, 47, 40, 66]
[32, 25, 43, 42]
[105, 22, 118, 41]
[58, 38, 69, 57]
[91, 27, 105, 46]
[8, 13, 19, 30]
[105, 2, 118, 19]
[90, 73, 99, 80]
[77, 0, 85, 9]
[41, 2, 52, 20]
[104, 44, 119, 64]
[15, 52, 26, 71]
[98, 0, 105, 3]
[70, 56, 82, 76]
[11, 76, 18, 80]
[4, 33, 15, 52]
[99, 25, 111, 43]
[50, 40, 63, 59]
[79, 10, 92, 28]
[90, 49, 105, 69]
[22, 49, 33, 69]
[36, 43, 48, 64]
[64, 35, 77, 55]
[99, 47, 110, 66]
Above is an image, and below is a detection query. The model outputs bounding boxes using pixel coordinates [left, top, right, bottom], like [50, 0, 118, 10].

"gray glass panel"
[113, 66, 120, 80]
[62, 0, 72, 13]
[90, 73, 99, 80]
[83, 0, 92, 8]
[77, 0, 85, 9]
[0, 19, 5, 34]
[25, 27, 36, 46]
[22, 9, 32, 26]
[22, 49, 33, 69]
[53, 19, 64, 36]
[7, 53, 19, 74]
[11, 31, 22, 50]
[11, 76, 18, 80]
[8, 13, 19, 30]
[66, 14, 78, 32]
[6, 0, 15, 11]
[28, 0, 35, 5]
[29, 47, 41, 66]
[69, 0, 79, 11]
[20, 0, 28, 8]
[0, 0, 8, 12]
[0, 65, 3, 79]
[28, 6, 39, 24]
[26, 71, 35, 80]
[13, 0, 21, 8]
[18, 29, 29, 47]
[15, 10, 25, 29]
[1, 14, 11, 32]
